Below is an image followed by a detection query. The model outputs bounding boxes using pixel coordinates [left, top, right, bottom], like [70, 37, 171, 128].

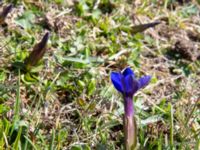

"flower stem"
[124, 96, 134, 117]
[124, 115, 137, 150]
[124, 96, 137, 150]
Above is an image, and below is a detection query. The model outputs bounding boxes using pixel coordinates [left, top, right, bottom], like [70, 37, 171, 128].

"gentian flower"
[111, 67, 151, 150]
[25, 32, 50, 71]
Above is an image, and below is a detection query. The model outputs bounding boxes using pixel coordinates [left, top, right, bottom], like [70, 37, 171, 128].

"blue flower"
[111, 67, 151, 97]
[110, 67, 151, 149]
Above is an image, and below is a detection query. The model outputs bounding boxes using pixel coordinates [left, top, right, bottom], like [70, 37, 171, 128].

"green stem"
[50, 128, 55, 150]
[169, 103, 174, 149]
[14, 69, 21, 122]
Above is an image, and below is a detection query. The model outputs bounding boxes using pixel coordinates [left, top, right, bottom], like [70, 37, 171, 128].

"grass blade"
[49, 128, 55, 150]
[170, 103, 174, 149]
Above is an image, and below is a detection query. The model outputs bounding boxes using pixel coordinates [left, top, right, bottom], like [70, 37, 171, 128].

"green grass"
[0, 0, 200, 149]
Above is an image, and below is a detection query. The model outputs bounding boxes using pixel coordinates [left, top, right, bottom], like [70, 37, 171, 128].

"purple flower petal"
[139, 75, 151, 88]
[123, 67, 135, 78]
[124, 74, 139, 96]
[111, 72, 124, 93]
